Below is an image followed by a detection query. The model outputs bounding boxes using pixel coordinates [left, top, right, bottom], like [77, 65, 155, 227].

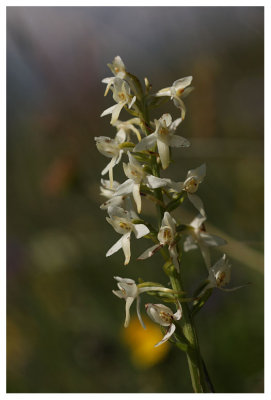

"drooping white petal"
[134, 133, 157, 151]
[101, 157, 116, 176]
[169, 134, 190, 148]
[173, 97, 186, 119]
[133, 223, 150, 239]
[122, 232, 131, 265]
[157, 137, 170, 169]
[136, 296, 146, 329]
[112, 289, 125, 299]
[106, 236, 123, 257]
[154, 323, 176, 347]
[124, 296, 134, 327]
[137, 244, 161, 260]
[173, 303, 182, 320]
[188, 193, 206, 217]
[132, 183, 141, 213]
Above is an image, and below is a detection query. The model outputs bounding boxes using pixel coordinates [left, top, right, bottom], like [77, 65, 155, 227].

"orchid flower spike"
[100, 78, 136, 124]
[113, 276, 173, 329]
[138, 211, 180, 272]
[113, 152, 168, 214]
[134, 113, 190, 170]
[155, 76, 193, 119]
[145, 301, 182, 347]
[106, 206, 149, 265]
[184, 214, 227, 269]
[95, 130, 126, 188]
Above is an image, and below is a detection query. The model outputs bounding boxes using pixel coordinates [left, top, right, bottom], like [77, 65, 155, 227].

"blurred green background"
[7, 6, 264, 393]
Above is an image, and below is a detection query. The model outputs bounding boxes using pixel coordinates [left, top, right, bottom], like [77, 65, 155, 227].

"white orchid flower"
[134, 113, 190, 170]
[113, 152, 167, 214]
[138, 211, 180, 272]
[184, 214, 227, 268]
[102, 56, 127, 96]
[204, 254, 245, 293]
[165, 164, 206, 217]
[94, 130, 126, 188]
[101, 78, 136, 124]
[145, 302, 182, 347]
[106, 206, 149, 265]
[99, 179, 138, 219]
[113, 117, 142, 143]
[113, 276, 173, 329]
[155, 76, 193, 119]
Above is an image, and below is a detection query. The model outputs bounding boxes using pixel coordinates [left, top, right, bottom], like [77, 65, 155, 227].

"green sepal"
[147, 95, 170, 109]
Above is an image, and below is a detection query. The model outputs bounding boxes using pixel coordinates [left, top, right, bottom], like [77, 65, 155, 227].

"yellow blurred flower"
[122, 315, 170, 369]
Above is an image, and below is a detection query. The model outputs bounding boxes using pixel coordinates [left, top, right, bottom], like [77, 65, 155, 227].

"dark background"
[7, 6, 264, 393]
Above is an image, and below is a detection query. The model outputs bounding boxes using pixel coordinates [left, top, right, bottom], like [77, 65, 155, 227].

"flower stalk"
[95, 56, 245, 393]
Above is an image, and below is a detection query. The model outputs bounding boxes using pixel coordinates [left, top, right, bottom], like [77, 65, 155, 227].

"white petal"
[133, 224, 150, 239]
[157, 138, 170, 169]
[187, 164, 206, 182]
[122, 232, 131, 265]
[101, 158, 115, 176]
[128, 96, 136, 109]
[161, 113, 172, 127]
[114, 179, 134, 196]
[136, 296, 146, 329]
[137, 244, 161, 260]
[145, 175, 169, 189]
[168, 180, 184, 192]
[173, 303, 182, 320]
[132, 183, 141, 213]
[106, 237, 123, 257]
[100, 196, 124, 210]
[169, 135, 190, 148]
[188, 193, 206, 217]
[190, 214, 206, 229]
[100, 104, 116, 117]
[124, 297, 134, 327]
[107, 205, 129, 219]
[200, 232, 227, 247]
[170, 117, 182, 131]
[111, 102, 126, 124]
[134, 133, 157, 151]
[155, 323, 176, 347]
[162, 211, 176, 232]
[173, 76, 193, 90]
[155, 87, 171, 97]
[173, 97, 186, 119]
[183, 236, 197, 252]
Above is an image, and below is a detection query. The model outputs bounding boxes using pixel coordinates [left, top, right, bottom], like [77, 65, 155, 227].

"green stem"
[166, 266, 209, 393]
